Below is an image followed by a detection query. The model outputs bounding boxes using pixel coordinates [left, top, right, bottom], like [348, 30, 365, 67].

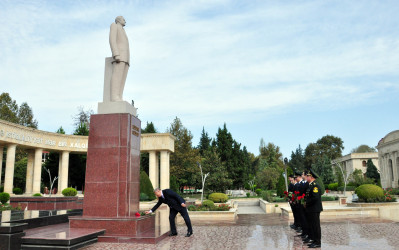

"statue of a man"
[109, 16, 130, 102]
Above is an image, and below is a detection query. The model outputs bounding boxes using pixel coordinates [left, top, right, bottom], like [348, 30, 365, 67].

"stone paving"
[82, 214, 399, 250]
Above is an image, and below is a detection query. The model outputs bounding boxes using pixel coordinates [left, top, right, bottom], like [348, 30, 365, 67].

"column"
[149, 151, 159, 189]
[4, 144, 17, 194]
[160, 151, 170, 190]
[25, 150, 35, 194]
[32, 148, 43, 194]
[58, 151, 69, 193]
[57, 152, 63, 194]
[0, 146, 3, 187]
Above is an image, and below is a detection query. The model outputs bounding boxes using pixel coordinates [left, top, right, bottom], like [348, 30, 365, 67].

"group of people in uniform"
[287, 169, 323, 248]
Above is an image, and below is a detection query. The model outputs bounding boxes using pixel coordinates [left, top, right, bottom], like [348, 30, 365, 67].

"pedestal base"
[69, 215, 169, 244]
[98, 101, 137, 116]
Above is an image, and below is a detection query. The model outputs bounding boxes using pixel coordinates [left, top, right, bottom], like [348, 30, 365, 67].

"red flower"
[284, 191, 288, 195]
[135, 212, 140, 217]
[294, 191, 299, 194]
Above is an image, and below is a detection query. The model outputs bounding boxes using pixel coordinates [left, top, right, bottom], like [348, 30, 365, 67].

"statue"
[109, 16, 130, 102]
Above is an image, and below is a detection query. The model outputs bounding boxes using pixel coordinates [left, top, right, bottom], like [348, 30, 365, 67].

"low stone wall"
[347, 202, 399, 207]
[177, 208, 238, 223]
[10, 196, 83, 210]
[281, 206, 380, 219]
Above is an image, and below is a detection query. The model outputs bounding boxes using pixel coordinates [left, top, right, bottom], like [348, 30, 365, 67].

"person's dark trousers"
[309, 212, 321, 244]
[305, 211, 313, 240]
[169, 207, 193, 234]
[290, 204, 298, 227]
[298, 206, 308, 235]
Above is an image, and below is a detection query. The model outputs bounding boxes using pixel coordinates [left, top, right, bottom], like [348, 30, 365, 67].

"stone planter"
[177, 208, 237, 223]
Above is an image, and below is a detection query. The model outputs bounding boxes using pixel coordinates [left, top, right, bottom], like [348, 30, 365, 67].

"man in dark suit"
[146, 188, 193, 237]
[303, 169, 323, 248]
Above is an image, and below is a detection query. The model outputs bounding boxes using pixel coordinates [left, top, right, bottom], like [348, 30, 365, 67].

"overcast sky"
[1, 0, 398, 158]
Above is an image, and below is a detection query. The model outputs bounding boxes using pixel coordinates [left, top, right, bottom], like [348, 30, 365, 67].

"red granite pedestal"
[69, 113, 168, 243]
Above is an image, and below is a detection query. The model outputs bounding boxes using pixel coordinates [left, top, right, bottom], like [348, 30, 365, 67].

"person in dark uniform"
[298, 171, 309, 239]
[303, 169, 323, 248]
[146, 188, 193, 237]
[293, 171, 303, 233]
[288, 175, 298, 229]
[294, 170, 308, 236]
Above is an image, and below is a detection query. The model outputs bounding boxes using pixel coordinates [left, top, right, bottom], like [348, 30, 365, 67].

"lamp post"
[283, 157, 288, 192]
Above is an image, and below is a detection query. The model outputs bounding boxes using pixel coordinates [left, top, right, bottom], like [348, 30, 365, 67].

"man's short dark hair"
[154, 188, 161, 192]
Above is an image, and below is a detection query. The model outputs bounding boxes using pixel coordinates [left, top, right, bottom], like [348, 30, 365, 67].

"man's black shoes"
[185, 232, 193, 237]
[169, 233, 178, 237]
[308, 243, 321, 248]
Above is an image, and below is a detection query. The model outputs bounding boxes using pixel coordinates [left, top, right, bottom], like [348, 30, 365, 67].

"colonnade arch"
[0, 119, 175, 195]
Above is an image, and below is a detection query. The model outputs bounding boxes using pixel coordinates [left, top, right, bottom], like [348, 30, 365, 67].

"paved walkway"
[237, 205, 265, 214]
[82, 214, 399, 249]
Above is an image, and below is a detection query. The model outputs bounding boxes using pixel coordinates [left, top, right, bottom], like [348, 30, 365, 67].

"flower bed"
[188, 203, 231, 211]
[1, 203, 22, 211]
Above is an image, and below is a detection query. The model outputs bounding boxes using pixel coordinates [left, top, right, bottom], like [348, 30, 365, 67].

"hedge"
[13, 187, 23, 195]
[62, 188, 77, 196]
[208, 193, 228, 203]
[327, 183, 338, 191]
[338, 186, 356, 191]
[202, 200, 215, 208]
[33, 193, 42, 197]
[0, 192, 10, 204]
[321, 196, 336, 201]
[355, 184, 385, 202]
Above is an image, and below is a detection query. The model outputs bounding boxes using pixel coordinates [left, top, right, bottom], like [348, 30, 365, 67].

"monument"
[69, 16, 169, 243]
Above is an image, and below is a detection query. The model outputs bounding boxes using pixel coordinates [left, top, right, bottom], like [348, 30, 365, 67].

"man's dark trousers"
[169, 207, 192, 234]
[308, 212, 321, 244]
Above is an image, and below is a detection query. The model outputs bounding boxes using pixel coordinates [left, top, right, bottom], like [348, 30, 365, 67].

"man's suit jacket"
[151, 189, 186, 212]
[109, 22, 130, 65]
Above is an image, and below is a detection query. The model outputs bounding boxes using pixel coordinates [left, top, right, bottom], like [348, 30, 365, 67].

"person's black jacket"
[151, 189, 186, 212]
[305, 181, 323, 212]
[288, 183, 295, 192]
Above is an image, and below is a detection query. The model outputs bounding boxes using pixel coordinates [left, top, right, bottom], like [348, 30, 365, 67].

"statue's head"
[115, 16, 126, 26]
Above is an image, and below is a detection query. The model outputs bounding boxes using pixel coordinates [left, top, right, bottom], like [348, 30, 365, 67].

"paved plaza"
[82, 214, 399, 250]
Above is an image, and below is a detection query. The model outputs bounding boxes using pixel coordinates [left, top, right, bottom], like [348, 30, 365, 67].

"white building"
[377, 130, 399, 189]
[333, 152, 379, 176]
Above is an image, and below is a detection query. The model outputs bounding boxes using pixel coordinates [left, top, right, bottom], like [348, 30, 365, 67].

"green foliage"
[321, 196, 336, 201]
[261, 190, 273, 202]
[62, 188, 77, 196]
[366, 159, 380, 181]
[140, 193, 149, 201]
[0, 92, 38, 128]
[355, 184, 385, 202]
[0, 186, 3, 192]
[304, 135, 344, 168]
[338, 186, 356, 191]
[246, 192, 250, 197]
[202, 200, 214, 208]
[140, 122, 158, 173]
[276, 168, 293, 197]
[198, 127, 212, 156]
[140, 171, 156, 200]
[170, 175, 179, 193]
[328, 183, 338, 191]
[349, 169, 375, 187]
[312, 155, 335, 184]
[14, 157, 27, 190]
[289, 145, 305, 172]
[256, 159, 281, 190]
[0, 192, 10, 204]
[33, 193, 42, 197]
[273, 197, 286, 202]
[384, 189, 397, 202]
[336, 166, 344, 187]
[188, 204, 231, 211]
[351, 145, 376, 153]
[208, 193, 228, 203]
[13, 187, 23, 195]
[255, 188, 262, 196]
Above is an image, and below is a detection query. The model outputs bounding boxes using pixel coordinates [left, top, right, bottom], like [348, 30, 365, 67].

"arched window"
[362, 160, 367, 167]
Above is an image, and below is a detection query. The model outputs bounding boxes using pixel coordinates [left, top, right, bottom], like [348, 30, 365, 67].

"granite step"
[21, 223, 105, 250]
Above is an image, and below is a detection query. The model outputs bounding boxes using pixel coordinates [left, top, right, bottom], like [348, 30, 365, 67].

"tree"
[305, 135, 344, 168]
[140, 122, 158, 173]
[289, 145, 305, 172]
[312, 155, 335, 185]
[366, 159, 380, 182]
[197, 163, 209, 204]
[14, 157, 28, 190]
[140, 171, 156, 200]
[68, 123, 89, 190]
[198, 127, 211, 156]
[0, 93, 19, 124]
[72, 106, 93, 127]
[167, 117, 200, 189]
[351, 145, 376, 153]
[18, 102, 38, 128]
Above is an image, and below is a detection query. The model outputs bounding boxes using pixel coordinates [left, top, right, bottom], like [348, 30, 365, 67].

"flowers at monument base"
[135, 212, 140, 217]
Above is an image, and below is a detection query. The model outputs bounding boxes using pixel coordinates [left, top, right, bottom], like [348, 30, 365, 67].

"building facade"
[377, 130, 399, 189]
[333, 152, 379, 176]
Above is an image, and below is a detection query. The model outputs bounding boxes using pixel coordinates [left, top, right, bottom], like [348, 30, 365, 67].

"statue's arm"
[109, 23, 120, 60]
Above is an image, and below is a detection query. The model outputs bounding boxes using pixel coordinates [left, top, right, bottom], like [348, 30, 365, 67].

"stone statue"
[109, 16, 130, 102]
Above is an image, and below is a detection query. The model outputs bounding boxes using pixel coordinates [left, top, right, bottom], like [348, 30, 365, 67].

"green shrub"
[246, 192, 250, 198]
[273, 197, 286, 202]
[139, 171, 156, 200]
[328, 183, 338, 191]
[140, 192, 149, 201]
[0, 186, 3, 192]
[62, 187, 77, 196]
[389, 188, 399, 195]
[13, 187, 23, 195]
[316, 178, 325, 195]
[202, 200, 214, 208]
[261, 190, 273, 202]
[0, 192, 10, 204]
[208, 193, 228, 203]
[338, 186, 356, 191]
[321, 196, 335, 201]
[355, 184, 385, 202]
[170, 175, 179, 193]
[33, 193, 42, 197]
[255, 188, 262, 196]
